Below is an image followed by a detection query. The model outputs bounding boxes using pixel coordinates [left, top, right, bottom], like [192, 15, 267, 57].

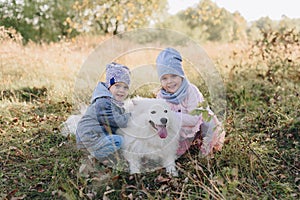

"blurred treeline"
[1, 0, 300, 44]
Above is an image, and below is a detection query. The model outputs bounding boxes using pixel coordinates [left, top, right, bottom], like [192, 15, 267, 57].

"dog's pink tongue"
[157, 125, 167, 138]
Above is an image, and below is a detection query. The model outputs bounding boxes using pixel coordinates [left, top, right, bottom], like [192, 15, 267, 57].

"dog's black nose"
[160, 118, 168, 124]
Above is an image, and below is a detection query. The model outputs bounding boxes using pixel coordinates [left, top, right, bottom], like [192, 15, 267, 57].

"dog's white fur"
[118, 97, 180, 176]
[60, 98, 181, 176]
[60, 104, 88, 137]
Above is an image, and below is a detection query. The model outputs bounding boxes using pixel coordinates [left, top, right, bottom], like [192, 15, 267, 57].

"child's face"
[109, 82, 129, 102]
[160, 74, 183, 94]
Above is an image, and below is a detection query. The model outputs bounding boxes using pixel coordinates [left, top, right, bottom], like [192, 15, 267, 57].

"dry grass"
[0, 34, 108, 101]
[1, 30, 299, 199]
[0, 32, 240, 97]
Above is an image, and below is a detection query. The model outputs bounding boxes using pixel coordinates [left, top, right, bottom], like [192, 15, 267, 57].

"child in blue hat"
[156, 48, 225, 156]
[76, 62, 131, 161]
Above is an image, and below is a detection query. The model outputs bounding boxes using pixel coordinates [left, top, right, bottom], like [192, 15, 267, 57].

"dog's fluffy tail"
[60, 103, 87, 136]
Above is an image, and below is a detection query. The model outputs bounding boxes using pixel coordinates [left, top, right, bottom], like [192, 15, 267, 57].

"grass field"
[0, 30, 299, 199]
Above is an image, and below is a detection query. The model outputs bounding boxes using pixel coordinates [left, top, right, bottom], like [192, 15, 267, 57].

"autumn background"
[0, 0, 299, 199]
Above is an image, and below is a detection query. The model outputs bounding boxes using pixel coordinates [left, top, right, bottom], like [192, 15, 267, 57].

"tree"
[278, 16, 300, 32]
[164, 0, 247, 42]
[253, 17, 276, 32]
[70, 0, 167, 34]
[0, 0, 78, 43]
[200, 0, 247, 42]
[231, 11, 248, 41]
[246, 17, 277, 41]
[0, 0, 33, 42]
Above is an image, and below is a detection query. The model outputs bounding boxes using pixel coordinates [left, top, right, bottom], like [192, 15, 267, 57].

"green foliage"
[70, 0, 167, 34]
[158, 0, 248, 43]
[0, 0, 167, 43]
[157, 0, 300, 43]
[2, 0, 300, 44]
[0, 0, 78, 43]
[118, 27, 189, 46]
[190, 101, 213, 122]
[247, 16, 300, 41]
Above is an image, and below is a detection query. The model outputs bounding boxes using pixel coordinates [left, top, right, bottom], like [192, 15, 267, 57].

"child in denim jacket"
[76, 62, 131, 160]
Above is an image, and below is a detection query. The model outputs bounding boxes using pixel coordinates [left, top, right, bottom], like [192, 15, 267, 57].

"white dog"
[60, 98, 181, 176]
[118, 97, 181, 176]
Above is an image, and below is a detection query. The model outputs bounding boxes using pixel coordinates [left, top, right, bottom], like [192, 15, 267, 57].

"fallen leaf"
[11, 195, 26, 200]
[155, 175, 170, 183]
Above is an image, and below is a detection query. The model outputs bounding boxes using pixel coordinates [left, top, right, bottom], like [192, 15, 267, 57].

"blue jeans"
[89, 135, 123, 159]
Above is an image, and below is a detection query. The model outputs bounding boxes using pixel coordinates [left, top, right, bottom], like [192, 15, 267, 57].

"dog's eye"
[164, 110, 168, 113]
[151, 111, 156, 114]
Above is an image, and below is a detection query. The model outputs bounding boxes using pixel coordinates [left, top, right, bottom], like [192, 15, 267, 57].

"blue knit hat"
[105, 62, 131, 88]
[156, 47, 185, 80]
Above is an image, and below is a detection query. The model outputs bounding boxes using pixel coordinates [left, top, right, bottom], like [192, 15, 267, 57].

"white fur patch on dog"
[60, 104, 87, 137]
[118, 97, 181, 176]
